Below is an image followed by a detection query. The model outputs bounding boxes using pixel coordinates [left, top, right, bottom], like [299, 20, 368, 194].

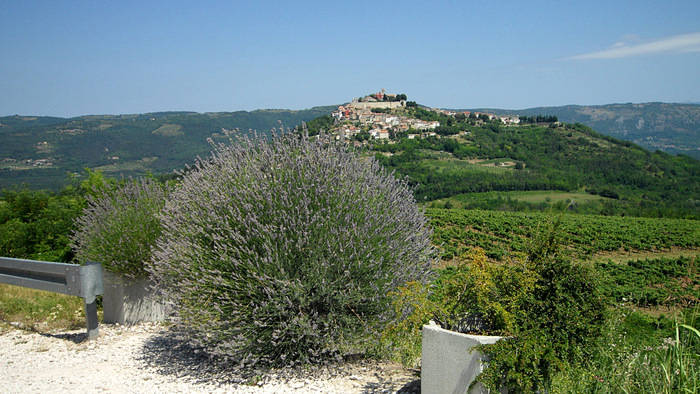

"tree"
[0, 187, 82, 262]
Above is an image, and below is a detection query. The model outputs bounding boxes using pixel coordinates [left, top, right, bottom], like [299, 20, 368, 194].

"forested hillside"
[365, 109, 700, 219]
[2, 102, 699, 220]
[0, 107, 335, 190]
[467, 103, 700, 159]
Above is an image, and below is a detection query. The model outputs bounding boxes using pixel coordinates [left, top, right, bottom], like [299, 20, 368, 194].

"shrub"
[380, 248, 534, 367]
[0, 188, 82, 262]
[474, 217, 608, 392]
[475, 257, 607, 392]
[434, 248, 536, 335]
[148, 131, 437, 367]
[382, 280, 441, 368]
[383, 216, 607, 390]
[71, 177, 169, 277]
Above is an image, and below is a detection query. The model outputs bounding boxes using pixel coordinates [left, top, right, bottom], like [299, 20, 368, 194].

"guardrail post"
[79, 262, 103, 340]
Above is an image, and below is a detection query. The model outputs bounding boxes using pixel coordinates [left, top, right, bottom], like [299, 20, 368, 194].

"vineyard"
[596, 257, 700, 308]
[426, 208, 700, 262]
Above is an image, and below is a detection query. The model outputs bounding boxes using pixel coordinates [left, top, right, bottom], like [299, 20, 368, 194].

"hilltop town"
[326, 89, 523, 143]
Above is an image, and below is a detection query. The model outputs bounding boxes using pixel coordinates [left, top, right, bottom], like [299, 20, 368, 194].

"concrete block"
[102, 271, 167, 325]
[422, 321, 504, 393]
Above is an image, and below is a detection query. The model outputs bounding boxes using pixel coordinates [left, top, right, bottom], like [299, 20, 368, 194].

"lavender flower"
[71, 177, 169, 277]
[148, 130, 438, 366]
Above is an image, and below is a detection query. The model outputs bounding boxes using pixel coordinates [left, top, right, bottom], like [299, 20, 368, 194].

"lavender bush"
[71, 177, 169, 277]
[148, 130, 437, 366]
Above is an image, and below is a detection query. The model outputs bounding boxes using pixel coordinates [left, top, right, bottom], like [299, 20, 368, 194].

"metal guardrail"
[0, 257, 103, 339]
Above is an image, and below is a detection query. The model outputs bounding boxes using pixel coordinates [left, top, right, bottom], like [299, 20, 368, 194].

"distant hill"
[461, 103, 700, 160]
[3, 101, 699, 195]
[0, 107, 336, 190]
[369, 119, 700, 219]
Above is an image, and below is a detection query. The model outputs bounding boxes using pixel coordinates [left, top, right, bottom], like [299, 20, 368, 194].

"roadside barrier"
[0, 257, 103, 339]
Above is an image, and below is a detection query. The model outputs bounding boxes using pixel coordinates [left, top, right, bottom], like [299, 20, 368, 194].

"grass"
[0, 283, 89, 332]
[592, 247, 700, 264]
[553, 308, 700, 393]
[152, 124, 183, 136]
[93, 157, 159, 173]
[449, 190, 605, 206]
[507, 190, 604, 203]
[423, 158, 511, 175]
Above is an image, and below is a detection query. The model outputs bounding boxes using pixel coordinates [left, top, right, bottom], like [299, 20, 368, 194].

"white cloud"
[566, 32, 700, 60]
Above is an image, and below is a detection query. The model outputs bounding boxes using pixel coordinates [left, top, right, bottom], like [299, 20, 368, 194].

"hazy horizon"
[5, 100, 700, 119]
[2, 1, 699, 118]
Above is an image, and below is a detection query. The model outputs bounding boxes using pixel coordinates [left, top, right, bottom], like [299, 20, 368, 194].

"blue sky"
[2, 0, 699, 117]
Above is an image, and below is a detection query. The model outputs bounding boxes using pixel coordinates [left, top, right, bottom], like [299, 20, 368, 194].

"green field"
[93, 157, 159, 173]
[422, 157, 512, 175]
[433, 190, 605, 209]
[505, 190, 603, 203]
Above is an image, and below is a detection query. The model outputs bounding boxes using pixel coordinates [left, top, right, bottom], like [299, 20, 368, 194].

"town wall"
[349, 100, 406, 110]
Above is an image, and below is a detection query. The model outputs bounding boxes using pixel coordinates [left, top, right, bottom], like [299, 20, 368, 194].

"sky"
[1, 0, 700, 118]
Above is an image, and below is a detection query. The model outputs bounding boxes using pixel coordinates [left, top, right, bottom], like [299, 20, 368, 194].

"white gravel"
[0, 322, 420, 393]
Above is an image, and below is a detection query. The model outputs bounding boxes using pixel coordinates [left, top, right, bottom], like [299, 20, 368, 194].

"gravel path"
[0, 322, 420, 393]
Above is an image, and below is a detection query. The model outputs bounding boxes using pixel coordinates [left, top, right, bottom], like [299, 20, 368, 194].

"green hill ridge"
[461, 102, 700, 159]
[1, 100, 699, 219]
[0, 107, 335, 190]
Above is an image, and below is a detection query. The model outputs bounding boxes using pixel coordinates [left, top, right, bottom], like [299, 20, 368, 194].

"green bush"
[434, 248, 536, 335]
[474, 217, 608, 392]
[474, 257, 607, 392]
[0, 188, 82, 262]
[382, 217, 608, 390]
[71, 177, 169, 277]
[380, 248, 534, 367]
[148, 131, 437, 367]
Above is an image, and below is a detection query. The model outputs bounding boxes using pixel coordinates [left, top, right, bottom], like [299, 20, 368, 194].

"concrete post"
[102, 271, 166, 325]
[421, 321, 504, 393]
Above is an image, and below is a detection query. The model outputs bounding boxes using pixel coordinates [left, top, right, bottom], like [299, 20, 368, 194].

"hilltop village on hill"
[326, 89, 524, 143]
